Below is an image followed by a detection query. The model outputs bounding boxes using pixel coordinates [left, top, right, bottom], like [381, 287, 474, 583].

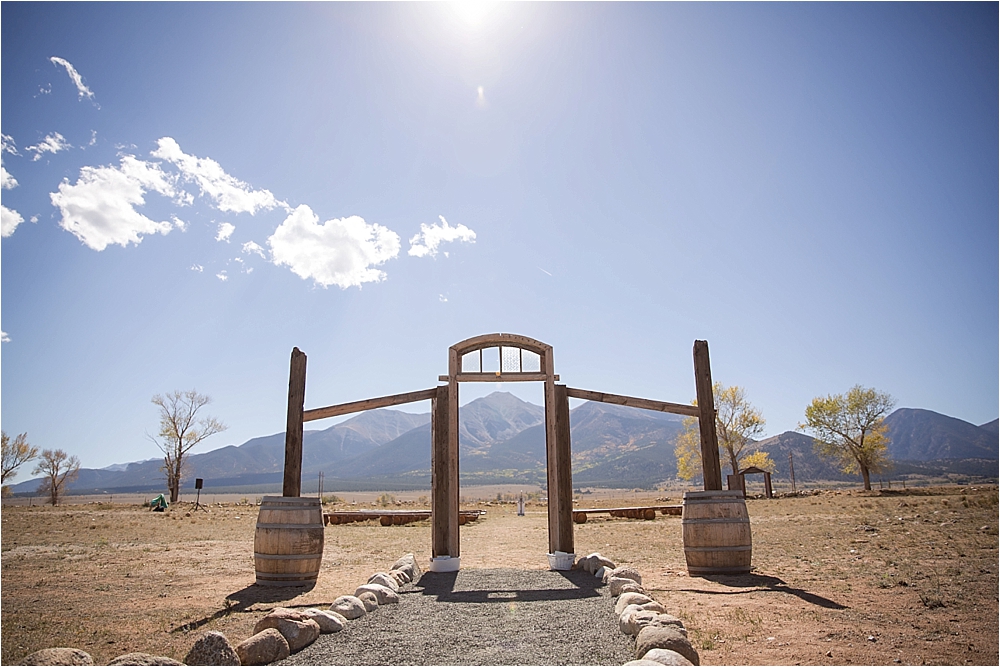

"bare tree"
[2, 430, 39, 484]
[33, 449, 81, 506]
[149, 390, 227, 503]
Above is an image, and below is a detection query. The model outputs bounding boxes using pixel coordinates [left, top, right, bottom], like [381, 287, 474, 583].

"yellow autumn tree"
[738, 449, 776, 472]
[801, 385, 894, 491]
[674, 383, 767, 481]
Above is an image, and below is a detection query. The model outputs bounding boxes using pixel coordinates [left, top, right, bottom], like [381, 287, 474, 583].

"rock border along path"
[276, 568, 634, 666]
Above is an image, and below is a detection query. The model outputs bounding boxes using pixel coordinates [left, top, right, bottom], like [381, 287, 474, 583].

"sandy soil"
[1, 485, 996, 665]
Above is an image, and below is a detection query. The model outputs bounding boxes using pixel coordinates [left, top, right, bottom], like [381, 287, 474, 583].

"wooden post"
[542, 348, 561, 554]
[554, 384, 575, 554]
[446, 347, 461, 558]
[282, 347, 307, 498]
[693, 340, 723, 491]
[764, 471, 773, 498]
[431, 385, 451, 557]
[788, 452, 796, 493]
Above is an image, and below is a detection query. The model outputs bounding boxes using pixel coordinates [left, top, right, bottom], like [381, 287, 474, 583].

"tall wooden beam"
[542, 348, 561, 555]
[554, 384, 575, 554]
[446, 346, 461, 558]
[431, 385, 451, 557]
[282, 347, 307, 498]
[693, 340, 723, 491]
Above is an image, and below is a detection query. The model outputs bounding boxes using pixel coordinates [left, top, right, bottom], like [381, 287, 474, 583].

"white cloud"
[171, 216, 188, 231]
[191, 264, 204, 272]
[50, 155, 179, 251]
[268, 205, 400, 289]
[30, 215, 39, 224]
[242, 240, 266, 259]
[1, 134, 17, 155]
[408, 216, 476, 258]
[1, 205, 25, 238]
[2, 135, 18, 190]
[26, 133, 71, 161]
[439, 294, 448, 302]
[1, 165, 17, 190]
[50, 57, 95, 101]
[216, 222, 235, 242]
[151, 137, 283, 214]
[1, 331, 10, 343]
[88, 131, 97, 147]
[216, 271, 228, 282]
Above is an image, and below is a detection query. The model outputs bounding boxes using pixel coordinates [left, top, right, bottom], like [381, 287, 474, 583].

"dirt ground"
[2, 485, 997, 666]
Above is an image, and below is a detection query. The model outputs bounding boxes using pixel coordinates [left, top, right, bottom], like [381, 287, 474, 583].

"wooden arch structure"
[280, 333, 723, 566]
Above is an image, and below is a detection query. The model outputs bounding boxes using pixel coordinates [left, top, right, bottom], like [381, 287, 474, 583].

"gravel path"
[276, 568, 635, 666]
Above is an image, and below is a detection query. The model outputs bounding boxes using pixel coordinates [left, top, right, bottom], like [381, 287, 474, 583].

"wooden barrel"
[573, 512, 588, 524]
[643, 508, 656, 520]
[254, 496, 324, 587]
[681, 490, 752, 575]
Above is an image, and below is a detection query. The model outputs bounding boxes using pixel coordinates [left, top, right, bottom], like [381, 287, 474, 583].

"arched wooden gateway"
[256, 333, 735, 584]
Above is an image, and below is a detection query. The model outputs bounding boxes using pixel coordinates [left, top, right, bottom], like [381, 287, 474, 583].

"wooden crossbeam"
[303, 388, 437, 422]
[564, 387, 700, 417]
[437, 373, 559, 383]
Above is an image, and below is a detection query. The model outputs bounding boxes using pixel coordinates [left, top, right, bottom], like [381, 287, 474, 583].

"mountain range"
[7, 392, 998, 495]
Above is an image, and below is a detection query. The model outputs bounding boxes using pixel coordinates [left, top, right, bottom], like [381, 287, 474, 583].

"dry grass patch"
[2, 486, 997, 665]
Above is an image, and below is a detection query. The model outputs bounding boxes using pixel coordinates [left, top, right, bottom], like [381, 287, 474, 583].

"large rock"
[579, 552, 616, 573]
[253, 608, 321, 652]
[234, 629, 290, 666]
[389, 569, 410, 586]
[391, 553, 421, 580]
[355, 583, 400, 605]
[357, 591, 379, 611]
[622, 609, 681, 637]
[623, 661, 664, 666]
[609, 576, 647, 597]
[301, 608, 346, 633]
[635, 625, 699, 665]
[622, 607, 686, 636]
[640, 648, 695, 666]
[368, 572, 400, 592]
[330, 595, 367, 619]
[595, 566, 609, 580]
[616, 592, 655, 615]
[108, 654, 183, 666]
[183, 632, 240, 666]
[605, 565, 642, 585]
[21, 649, 94, 665]
[619, 581, 647, 596]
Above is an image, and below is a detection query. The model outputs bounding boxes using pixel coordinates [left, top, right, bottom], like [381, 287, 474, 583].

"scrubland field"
[2, 485, 997, 665]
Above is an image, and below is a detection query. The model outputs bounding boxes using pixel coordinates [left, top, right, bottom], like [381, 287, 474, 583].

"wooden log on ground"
[380, 515, 392, 526]
[644, 508, 656, 520]
[574, 512, 588, 524]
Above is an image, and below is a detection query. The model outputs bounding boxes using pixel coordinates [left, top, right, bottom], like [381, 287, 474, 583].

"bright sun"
[449, 1, 498, 29]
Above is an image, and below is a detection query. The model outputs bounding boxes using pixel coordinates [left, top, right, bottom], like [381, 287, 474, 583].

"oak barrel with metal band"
[681, 490, 752, 575]
[254, 496, 324, 587]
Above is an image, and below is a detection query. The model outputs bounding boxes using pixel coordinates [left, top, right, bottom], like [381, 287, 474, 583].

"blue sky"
[2, 3, 997, 472]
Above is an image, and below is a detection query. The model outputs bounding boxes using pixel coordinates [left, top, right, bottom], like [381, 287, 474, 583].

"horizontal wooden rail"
[572, 505, 682, 523]
[438, 373, 559, 383]
[565, 387, 700, 418]
[303, 388, 438, 422]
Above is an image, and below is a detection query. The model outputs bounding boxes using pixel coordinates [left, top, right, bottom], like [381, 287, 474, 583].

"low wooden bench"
[571, 505, 681, 523]
[324, 510, 485, 527]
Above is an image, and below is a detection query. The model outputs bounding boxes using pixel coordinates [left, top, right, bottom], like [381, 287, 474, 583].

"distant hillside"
[979, 419, 999, 436]
[884, 408, 998, 460]
[8, 397, 997, 495]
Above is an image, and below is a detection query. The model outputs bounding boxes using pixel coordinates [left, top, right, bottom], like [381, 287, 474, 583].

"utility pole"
[788, 452, 796, 493]
[318, 471, 324, 500]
